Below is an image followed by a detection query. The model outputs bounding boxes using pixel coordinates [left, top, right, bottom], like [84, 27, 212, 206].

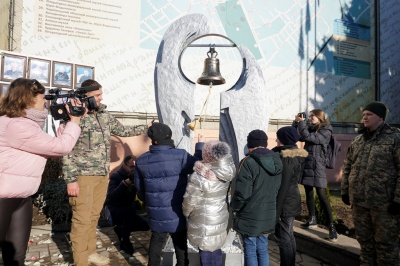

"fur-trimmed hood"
[194, 154, 235, 182]
[280, 148, 308, 158]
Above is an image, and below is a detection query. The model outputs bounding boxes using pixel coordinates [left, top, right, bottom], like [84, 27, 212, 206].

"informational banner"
[333, 20, 371, 79]
[33, 0, 138, 43]
[9, 0, 379, 123]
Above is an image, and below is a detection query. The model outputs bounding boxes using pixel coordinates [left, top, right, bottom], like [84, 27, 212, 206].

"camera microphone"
[45, 95, 56, 100]
[75, 86, 99, 93]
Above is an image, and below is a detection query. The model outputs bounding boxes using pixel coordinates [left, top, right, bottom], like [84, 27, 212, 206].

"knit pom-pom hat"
[202, 140, 231, 163]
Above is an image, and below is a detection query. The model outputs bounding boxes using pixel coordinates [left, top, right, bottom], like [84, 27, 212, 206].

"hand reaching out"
[198, 134, 205, 142]
[148, 119, 155, 128]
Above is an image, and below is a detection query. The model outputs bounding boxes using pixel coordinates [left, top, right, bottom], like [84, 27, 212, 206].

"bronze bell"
[197, 47, 226, 86]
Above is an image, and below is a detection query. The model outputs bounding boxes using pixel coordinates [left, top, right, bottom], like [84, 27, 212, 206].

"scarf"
[25, 108, 48, 129]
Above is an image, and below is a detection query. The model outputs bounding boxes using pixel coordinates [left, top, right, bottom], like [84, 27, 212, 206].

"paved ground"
[0, 223, 334, 266]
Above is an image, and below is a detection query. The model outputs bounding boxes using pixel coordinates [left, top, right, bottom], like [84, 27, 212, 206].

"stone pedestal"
[162, 231, 243, 266]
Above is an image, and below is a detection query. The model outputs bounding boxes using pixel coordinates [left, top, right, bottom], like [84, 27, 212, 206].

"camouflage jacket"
[341, 123, 400, 210]
[62, 104, 146, 183]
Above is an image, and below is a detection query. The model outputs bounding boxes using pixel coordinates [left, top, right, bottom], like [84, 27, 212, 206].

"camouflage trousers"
[352, 204, 400, 266]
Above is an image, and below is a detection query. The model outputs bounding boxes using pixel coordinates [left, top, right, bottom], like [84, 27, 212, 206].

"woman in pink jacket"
[0, 78, 83, 265]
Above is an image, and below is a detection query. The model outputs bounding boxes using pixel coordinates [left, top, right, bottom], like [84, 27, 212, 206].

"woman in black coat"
[295, 109, 337, 242]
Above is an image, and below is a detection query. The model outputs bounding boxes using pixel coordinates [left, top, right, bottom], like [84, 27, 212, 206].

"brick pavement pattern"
[0, 225, 333, 266]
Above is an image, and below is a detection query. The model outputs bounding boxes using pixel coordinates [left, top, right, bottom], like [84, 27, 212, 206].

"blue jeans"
[274, 216, 296, 266]
[241, 235, 269, 266]
[199, 249, 222, 266]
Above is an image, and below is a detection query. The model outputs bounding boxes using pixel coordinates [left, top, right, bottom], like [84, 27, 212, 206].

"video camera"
[45, 86, 99, 121]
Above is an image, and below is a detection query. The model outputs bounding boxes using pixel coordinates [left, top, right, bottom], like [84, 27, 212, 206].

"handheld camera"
[297, 112, 306, 119]
[45, 86, 99, 121]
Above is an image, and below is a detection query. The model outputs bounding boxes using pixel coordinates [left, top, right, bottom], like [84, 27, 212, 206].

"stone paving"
[0, 224, 332, 266]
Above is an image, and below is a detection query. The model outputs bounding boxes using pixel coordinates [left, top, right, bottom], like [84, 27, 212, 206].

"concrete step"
[293, 220, 360, 266]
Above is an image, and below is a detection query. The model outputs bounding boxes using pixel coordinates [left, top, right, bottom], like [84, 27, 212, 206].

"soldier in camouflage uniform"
[62, 79, 148, 266]
[341, 101, 400, 266]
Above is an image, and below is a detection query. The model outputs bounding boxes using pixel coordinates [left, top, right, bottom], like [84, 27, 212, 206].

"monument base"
[162, 231, 243, 266]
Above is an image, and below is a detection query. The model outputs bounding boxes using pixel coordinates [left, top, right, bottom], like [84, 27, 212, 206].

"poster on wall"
[75, 65, 94, 88]
[1, 54, 26, 81]
[28, 58, 51, 86]
[52, 62, 73, 88]
[0, 83, 9, 96]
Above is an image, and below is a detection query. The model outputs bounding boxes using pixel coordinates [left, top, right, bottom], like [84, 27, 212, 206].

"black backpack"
[325, 135, 341, 169]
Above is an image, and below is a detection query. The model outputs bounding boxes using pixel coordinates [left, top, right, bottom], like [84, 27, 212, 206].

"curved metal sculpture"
[154, 14, 210, 153]
[155, 14, 268, 165]
[220, 46, 268, 167]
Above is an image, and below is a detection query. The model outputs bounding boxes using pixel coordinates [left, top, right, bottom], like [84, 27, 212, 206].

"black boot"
[113, 225, 122, 242]
[120, 238, 136, 255]
[328, 223, 338, 242]
[300, 216, 318, 228]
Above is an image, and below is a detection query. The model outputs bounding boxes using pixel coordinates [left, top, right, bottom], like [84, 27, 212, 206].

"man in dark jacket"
[106, 155, 149, 255]
[134, 122, 204, 266]
[341, 102, 400, 265]
[272, 126, 308, 266]
[231, 129, 282, 266]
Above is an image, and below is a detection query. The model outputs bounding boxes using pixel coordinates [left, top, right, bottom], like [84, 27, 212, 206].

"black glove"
[388, 201, 400, 215]
[341, 194, 350, 206]
[127, 172, 135, 182]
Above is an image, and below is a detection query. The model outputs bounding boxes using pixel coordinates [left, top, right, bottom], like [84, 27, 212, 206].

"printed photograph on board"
[1, 54, 27, 81]
[28, 58, 51, 86]
[52, 61, 73, 88]
[75, 65, 94, 88]
[0, 83, 9, 97]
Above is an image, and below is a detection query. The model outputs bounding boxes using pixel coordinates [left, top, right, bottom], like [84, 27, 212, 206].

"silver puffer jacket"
[183, 155, 236, 251]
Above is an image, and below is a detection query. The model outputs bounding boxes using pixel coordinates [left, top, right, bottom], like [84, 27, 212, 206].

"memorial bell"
[197, 47, 226, 86]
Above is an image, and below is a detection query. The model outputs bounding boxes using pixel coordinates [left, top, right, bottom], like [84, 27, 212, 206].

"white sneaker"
[88, 253, 110, 265]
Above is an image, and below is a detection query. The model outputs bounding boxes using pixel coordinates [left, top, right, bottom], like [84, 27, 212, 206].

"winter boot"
[113, 225, 122, 242]
[120, 238, 136, 255]
[300, 216, 318, 229]
[328, 223, 338, 242]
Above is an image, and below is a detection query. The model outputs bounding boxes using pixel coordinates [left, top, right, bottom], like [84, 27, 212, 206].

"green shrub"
[32, 158, 72, 225]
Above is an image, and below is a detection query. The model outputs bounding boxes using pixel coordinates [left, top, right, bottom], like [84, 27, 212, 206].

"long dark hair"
[310, 109, 330, 131]
[0, 78, 45, 117]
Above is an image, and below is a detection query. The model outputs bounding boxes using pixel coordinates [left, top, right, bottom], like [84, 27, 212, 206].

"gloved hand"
[388, 201, 400, 215]
[127, 172, 135, 182]
[341, 194, 350, 206]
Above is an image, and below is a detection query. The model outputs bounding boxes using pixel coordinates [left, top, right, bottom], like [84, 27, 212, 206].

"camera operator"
[105, 155, 149, 255]
[0, 78, 83, 266]
[62, 79, 149, 266]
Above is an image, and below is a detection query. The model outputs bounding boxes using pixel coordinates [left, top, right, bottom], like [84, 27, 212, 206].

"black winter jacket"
[230, 148, 282, 236]
[106, 166, 136, 212]
[273, 145, 308, 219]
[297, 121, 332, 188]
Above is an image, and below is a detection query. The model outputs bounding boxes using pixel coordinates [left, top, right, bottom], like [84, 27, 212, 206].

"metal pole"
[188, 44, 237, 48]
[374, 0, 380, 101]
[8, 0, 15, 51]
